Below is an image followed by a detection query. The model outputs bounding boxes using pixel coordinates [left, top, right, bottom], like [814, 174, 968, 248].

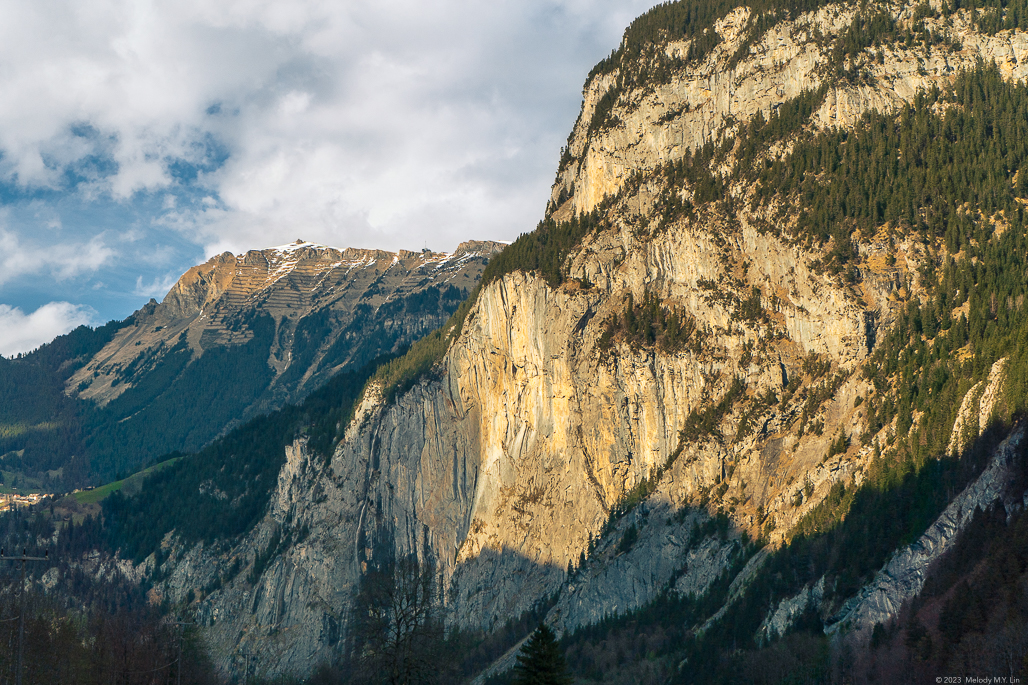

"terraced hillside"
[71, 240, 501, 414]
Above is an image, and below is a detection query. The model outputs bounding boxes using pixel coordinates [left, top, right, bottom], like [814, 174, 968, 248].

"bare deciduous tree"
[348, 554, 447, 685]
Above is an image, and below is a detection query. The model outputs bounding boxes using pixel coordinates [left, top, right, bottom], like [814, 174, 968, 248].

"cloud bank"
[0, 302, 97, 357]
[0, 226, 115, 286]
[0, 0, 655, 260]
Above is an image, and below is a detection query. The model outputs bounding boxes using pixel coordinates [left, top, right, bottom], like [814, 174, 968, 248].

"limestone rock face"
[550, 3, 1028, 220]
[171, 200, 889, 675]
[759, 576, 826, 642]
[166, 379, 484, 673]
[143, 3, 1028, 678]
[546, 503, 738, 636]
[947, 357, 1009, 456]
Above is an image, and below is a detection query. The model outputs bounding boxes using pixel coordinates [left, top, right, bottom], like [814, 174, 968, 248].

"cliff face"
[161, 175, 881, 674]
[165, 212, 877, 672]
[144, 1, 1028, 677]
[549, 5, 1028, 220]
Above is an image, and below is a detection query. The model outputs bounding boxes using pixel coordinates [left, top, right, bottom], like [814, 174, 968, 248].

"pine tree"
[511, 623, 573, 685]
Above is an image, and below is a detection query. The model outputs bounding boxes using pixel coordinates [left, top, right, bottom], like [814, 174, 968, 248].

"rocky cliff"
[63, 240, 501, 478]
[72, 240, 501, 410]
[129, 0, 1028, 678]
[549, 4, 1028, 220]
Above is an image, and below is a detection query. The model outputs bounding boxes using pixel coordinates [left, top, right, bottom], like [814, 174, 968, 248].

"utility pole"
[175, 619, 194, 685]
[0, 548, 49, 685]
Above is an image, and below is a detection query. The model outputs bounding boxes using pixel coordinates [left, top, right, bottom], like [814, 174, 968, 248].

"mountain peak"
[64, 238, 503, 459]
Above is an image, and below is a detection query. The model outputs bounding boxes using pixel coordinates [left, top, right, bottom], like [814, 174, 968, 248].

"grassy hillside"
[72, 456, 183, 505]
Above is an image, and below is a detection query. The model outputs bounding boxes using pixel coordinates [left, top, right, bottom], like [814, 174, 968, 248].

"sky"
[0, 0, 657, 357]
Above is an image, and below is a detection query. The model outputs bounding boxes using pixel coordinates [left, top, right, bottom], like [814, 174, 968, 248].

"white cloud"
[134, 273, 180, 299]
[0, 302, 97, 357]
[0, 228, 115, 286]
[0, 0, 657, 259]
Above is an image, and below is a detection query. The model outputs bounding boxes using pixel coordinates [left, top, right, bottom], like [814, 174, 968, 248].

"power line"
[175, 620, 195, 685]
[0, 547, 49, 685]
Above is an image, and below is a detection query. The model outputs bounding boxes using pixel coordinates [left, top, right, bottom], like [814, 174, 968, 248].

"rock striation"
[168, 169, 890, 675]
[132, 1, 1028, 678]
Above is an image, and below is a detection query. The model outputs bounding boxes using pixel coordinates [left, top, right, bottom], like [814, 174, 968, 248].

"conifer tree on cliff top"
[512, 623, 573, 685]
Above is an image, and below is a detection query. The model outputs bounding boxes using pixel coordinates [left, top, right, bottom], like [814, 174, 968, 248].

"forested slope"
[0, 242, 498, 488]
[18, 0, 1028, 681]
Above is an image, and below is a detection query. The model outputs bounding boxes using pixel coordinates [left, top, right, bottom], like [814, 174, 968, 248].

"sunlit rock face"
[550, 5, 1028, 220]
[144, 2, 1028, 677]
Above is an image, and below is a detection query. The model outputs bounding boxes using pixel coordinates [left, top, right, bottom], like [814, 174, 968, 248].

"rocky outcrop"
[71, 240, 501, 411]
[546, 503, 732, 636]
[553, 5, 852, 217]
[551, 4, 1028, 220]
[759, 576, 826, 642]
[826, 422, 1024, 633]
[947, 357, 1008, 456]
[138, 3, 1028, 678]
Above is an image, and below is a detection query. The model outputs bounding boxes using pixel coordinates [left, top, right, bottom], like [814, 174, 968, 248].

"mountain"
[0, 240, 502, 486]
[37, 0, 1028, 681]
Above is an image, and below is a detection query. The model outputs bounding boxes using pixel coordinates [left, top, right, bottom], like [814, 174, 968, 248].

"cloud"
[134, 273, 180, 299]
[0, 0, 657, 259]
[0, 302, 97, 357]
[0, 227, 115, 286]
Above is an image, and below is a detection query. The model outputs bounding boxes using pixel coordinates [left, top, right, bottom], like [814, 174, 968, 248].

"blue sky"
[0, 0, 656, 356]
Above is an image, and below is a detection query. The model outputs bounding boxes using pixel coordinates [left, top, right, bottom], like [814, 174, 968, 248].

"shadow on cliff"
[241, 420, 1026, 685]
[546, 420, 1028, 685]
[219, 417, 1028, 685]
[445, 548, 564, 681]
[329, 529, 565, 684]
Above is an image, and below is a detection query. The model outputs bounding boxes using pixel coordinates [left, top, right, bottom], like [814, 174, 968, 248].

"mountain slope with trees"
[0, 241, 501, 488]
[19, 0, 1028, 681]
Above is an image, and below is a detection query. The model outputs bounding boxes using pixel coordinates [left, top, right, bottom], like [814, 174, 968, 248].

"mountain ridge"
[0, 239, 502, 487]
[70, 239, 502, 413]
